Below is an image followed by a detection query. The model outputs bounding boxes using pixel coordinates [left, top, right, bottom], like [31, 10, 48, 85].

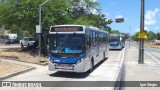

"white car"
[20, 37, 35, 49]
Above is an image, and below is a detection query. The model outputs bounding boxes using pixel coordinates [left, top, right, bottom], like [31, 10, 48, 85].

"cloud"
[115, 14, 123, 18]
[145, 8, 160, 25]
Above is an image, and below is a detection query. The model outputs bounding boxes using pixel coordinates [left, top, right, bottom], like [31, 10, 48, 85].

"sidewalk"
[0, 59, 44, 80]
[0, 59, 43, 68]
[124, 46, 160, 90]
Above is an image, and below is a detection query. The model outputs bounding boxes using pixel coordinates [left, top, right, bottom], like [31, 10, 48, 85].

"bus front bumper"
[109, 45, 122, 49]
[48, 59, 86, 73]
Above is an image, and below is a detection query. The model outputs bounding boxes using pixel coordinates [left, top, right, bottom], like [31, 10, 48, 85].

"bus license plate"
[59, 64, 68, 67]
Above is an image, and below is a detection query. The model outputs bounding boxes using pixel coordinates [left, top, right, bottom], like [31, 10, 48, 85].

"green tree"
[111, 30, 120, 34]
[132, 32, 140, 41]
[67, 0, 112, 32]
[0, 0, 69, 36]
[147, 31, 156, 40]
[0, 0, 112, 36]
[157, 33, 160, 40]
[121, 32, 129, 39]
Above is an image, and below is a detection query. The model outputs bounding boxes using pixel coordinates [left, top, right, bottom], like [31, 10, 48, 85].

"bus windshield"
[109, 36, 120, 42]
[49, 34, 84, 54]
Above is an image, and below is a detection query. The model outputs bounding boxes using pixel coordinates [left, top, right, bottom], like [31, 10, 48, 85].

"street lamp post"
[138, 0, 145, 64]
[128, 26, 131, 48]
[38, 0, 50, 63]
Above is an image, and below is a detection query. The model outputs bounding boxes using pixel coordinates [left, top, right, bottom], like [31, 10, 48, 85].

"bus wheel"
[89, 58, 94, 72]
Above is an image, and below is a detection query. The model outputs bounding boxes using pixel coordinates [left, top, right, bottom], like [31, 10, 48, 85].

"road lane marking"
[145, 52, 160, 64]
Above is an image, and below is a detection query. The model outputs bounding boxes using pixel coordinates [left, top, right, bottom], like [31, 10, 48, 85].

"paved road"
[1, 48, 125, 90]
[144, 47, 160, 63]
[126, 41, 160, 63]
[124, 41, 160, 90]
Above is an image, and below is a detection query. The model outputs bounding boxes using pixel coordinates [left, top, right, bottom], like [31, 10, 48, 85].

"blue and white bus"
[108, 34, 125, 50]
[48, 25, 109, 73]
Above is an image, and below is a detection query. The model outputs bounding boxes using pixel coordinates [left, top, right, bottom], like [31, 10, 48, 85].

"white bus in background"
[108, 34, 125, 50]
[48, 25, 109, 73]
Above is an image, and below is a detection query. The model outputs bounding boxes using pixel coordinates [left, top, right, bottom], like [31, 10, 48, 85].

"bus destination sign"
[51, 27, 83, 32]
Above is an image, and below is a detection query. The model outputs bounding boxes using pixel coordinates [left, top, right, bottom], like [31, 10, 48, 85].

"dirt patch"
[135, 41, 160, 49]
[0, 47, 48, 64]
[144, 42, 160, 49]
[0, 61, 31, 77]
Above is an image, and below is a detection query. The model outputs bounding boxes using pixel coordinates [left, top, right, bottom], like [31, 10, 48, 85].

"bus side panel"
[48, 60, 56, 71]
[84, 57, 92, 72]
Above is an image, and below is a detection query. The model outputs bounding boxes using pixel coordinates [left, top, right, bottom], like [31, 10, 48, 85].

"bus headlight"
[76, 58, 84, 64]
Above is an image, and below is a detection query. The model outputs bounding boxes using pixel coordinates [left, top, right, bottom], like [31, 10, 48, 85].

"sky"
[95, 0, 160, 35]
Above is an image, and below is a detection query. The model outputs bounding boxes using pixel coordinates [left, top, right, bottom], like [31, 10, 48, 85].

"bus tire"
[89, 58, 94, 72]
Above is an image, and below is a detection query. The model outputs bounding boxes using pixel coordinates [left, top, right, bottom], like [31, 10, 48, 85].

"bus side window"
[87, 38, 91, 47]
[86, 29, 91, 49]
[100, 33, 103, 44]
[103, 34, 106, 43]
[92, 31, 96, 46]
[95, 31, 99, 44]
[90, 30, 93, 46]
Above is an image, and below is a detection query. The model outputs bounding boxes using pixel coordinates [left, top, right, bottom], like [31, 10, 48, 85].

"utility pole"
[38, 4, 42, 63]
[128, 26, 131, 48]
[138, 0, 145, 64]
[38, 0, 50, 63]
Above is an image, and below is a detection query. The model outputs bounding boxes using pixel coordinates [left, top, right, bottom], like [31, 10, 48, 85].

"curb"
[0, 67, 36, 81]
[0, 57, 48, 66]
[40, 62, 48, 66]
[114, 48, 126, 90]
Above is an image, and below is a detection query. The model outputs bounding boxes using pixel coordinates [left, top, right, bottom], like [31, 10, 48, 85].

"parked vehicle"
[20, 37, 35, 49]
[4, 34, 19, 44]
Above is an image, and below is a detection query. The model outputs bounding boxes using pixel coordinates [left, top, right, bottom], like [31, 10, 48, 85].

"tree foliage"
[111, 30, 120, 34]
[147, 31, 156, 40]
[121, 32, 129, 39]
[157, 33, 160, 40]
[132, 32, 140, 41]
[0, 0, 112, 36]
